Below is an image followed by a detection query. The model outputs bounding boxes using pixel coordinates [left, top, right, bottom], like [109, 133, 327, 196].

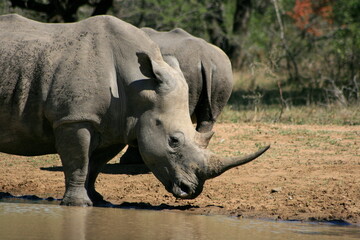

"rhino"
[0, 14, 269, 206]
[120, 27, 234, 164]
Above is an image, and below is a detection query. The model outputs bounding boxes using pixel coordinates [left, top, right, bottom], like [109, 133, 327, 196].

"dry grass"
[220, 70, 360, 126]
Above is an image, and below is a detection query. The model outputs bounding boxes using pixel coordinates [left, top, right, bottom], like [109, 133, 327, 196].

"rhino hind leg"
[87, 144, 125, 205]
[54, 122, 98, 206]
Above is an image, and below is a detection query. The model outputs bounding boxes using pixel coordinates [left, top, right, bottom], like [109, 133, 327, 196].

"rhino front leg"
[54, 122, 98, 206]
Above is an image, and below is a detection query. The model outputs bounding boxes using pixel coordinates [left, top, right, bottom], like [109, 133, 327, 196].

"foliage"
[113, 0, 207, 37]
[287, 0, 333, 37]
[242, 0, 360, 106]
[1, 0, 112, 22]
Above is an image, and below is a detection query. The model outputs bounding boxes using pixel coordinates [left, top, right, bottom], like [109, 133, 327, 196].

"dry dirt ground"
[0, 123, 359, 224]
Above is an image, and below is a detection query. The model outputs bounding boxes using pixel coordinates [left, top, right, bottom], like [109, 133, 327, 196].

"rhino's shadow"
[113, 201, 198, 211]
[40, 163, 151, 175]
[0, 192, 199, 211]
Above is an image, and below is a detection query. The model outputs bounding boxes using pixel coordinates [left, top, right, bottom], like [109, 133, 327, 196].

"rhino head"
[134, 53, 269, 199]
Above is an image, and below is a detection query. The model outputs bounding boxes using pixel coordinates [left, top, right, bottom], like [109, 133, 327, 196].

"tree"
[9, 0, 113, 22]
[204, 0, 253, 68]
[248, 0, 360, 105]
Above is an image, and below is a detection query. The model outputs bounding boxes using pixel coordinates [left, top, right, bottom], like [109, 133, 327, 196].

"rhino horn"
[194, 131, 214, 149]
[204, 145, 270, 179]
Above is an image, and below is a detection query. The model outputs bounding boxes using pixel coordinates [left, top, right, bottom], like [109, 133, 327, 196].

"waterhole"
[0, 200, 359, 240]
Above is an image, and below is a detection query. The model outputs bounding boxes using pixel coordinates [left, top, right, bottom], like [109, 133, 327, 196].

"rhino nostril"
[179, 182, 191, 195]
[172, 182, 194, 199]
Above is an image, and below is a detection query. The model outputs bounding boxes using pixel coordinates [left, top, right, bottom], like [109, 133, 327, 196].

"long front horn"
[205, 145, 270, 179]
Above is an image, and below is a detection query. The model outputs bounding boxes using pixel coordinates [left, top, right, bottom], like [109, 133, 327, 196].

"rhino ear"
[136, 52, 176, 91]
[136, 52, 156, 79]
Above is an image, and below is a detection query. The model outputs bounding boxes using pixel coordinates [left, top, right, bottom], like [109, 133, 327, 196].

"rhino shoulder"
[0, 13, 28, 22]
[0, 13, 39, 28]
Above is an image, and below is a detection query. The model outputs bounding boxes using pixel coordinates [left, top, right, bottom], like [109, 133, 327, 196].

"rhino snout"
[171, 180, 203, 199]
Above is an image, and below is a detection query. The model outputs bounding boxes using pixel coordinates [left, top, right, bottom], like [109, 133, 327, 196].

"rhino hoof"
[61, 188, 93, 206]
[60, 198, 93, 207]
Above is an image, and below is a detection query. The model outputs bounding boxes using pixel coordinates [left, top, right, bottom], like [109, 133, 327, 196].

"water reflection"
[0, 201, 359, 240]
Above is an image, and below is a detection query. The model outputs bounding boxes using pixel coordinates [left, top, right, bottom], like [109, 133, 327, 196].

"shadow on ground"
[0, 192, 198, 211]
[40, 163, 151, 175]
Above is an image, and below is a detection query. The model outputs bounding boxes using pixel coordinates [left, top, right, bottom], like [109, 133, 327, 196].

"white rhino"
[0, 14, 269, 206]
[120, 27, 234, 164]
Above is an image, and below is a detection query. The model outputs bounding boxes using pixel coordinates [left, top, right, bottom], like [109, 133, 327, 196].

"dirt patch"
[1, 123, 359, 224]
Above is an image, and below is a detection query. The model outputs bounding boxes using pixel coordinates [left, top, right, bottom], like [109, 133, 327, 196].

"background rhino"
[0, 14, 269, 206]
[121, 27, 234, 164]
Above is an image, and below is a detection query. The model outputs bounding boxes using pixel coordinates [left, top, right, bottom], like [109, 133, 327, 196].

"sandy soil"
[0, 123, 359, 224]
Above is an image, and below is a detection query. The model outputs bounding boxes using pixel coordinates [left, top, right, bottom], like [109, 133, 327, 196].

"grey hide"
[0, 14, 269, 206]
[120, 27, 233, 164]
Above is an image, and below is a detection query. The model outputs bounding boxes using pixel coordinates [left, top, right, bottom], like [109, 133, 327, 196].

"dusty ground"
[0, 123, 359, 224]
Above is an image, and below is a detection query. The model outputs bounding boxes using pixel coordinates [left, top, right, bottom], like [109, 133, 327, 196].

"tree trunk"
[205, 0, 252, 69]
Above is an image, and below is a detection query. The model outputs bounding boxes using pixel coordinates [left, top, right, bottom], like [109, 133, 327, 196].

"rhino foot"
[61, 198, 93, 207]
[61, 187, 93, 206]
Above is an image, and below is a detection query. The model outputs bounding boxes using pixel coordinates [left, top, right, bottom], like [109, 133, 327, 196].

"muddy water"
[0, 201, 359, 240]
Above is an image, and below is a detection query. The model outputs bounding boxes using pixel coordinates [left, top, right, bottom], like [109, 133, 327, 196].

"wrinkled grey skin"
[0, 14, 269, 206]
[121, 27, 233, 164]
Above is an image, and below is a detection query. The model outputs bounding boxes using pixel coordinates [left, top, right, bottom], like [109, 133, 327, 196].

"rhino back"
[0, 15, 152, 155]
[0, 15, 62, 154]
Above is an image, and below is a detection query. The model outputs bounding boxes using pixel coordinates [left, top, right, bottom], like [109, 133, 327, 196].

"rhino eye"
[168, 132, 184, 149]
